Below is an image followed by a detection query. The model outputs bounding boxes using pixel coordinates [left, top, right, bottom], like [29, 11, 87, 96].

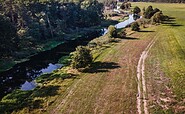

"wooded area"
[0, 0, 104, 59]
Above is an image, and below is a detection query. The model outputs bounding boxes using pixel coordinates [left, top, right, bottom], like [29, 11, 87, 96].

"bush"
[131, 22, 140, 31]
[144, 6, 161, 19]
[108, 25, 117, 37]
[116, 29, 126, 38]
[58, 56, 71, 66]
[133, 6, 141, 14]
[144, 5, 154, 19]
[120, 2, 131, 10]
[71, 46, 93, 70]
[151, 11, 164, 24]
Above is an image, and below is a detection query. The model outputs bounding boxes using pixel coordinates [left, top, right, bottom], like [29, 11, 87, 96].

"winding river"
[0, 14, 139, 99]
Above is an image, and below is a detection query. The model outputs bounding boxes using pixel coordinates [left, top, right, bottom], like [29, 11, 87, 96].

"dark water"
[0, 31, 101, 99]
[0, 14, 140, 99]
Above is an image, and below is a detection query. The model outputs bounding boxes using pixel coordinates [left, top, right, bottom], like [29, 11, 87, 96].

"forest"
[0, 0, 104, 61]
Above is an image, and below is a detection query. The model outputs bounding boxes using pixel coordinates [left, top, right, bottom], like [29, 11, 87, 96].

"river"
[0, 14, 139, 99]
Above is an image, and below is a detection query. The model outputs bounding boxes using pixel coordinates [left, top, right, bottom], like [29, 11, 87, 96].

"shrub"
[144, 6, 161, 19]
[133, 6, 141, 14]
[116, 29, 126, 38]
[108, 25, 117, 37]
[144, 5, 154, 19]
[151, 11, 164, 24]
[58, 56, 71, 66]
[71, 46, 93, 70]
[120, 3, 125, 10]
[131, 22, 140, 31]
[120, 2, 131, 10]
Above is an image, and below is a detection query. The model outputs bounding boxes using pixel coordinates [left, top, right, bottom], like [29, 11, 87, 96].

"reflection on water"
[21, 81, 37, 90]
[115, 14, 138, 29]
[102, 14, 141, 35]
[0, 31, 100, 99]
[41, 63, 63, 74]
[0, 14, 141, 99]
[20, 63, 62, 90]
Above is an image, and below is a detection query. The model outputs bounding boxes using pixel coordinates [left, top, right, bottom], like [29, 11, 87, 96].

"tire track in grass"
[137, 36, 157, 114]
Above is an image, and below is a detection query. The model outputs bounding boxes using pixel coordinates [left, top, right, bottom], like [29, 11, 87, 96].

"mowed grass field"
[132, 2, 185, 113]
[2, 2, 185, 114]
[46, 3, 185, 114]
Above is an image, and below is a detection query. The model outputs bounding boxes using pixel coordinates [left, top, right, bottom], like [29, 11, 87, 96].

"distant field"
[132, 2, 185, 113]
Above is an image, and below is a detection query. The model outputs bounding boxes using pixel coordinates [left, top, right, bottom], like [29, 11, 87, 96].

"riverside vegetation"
[1, 1, 185, 114]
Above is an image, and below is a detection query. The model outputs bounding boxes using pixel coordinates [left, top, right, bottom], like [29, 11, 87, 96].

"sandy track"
[137, 37, 157, 114]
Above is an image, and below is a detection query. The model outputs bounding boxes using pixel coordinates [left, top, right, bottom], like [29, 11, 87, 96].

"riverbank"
[0, 25, 109, 73]
[0, 40, 64, 73]
[0, 31, 123, 113]
[0, 21, 156, 113]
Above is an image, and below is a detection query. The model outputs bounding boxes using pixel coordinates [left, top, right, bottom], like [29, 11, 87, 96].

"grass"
[0, 66, 77, 114]
[1, 2, 185, 113]
[131, 2, 185, 113]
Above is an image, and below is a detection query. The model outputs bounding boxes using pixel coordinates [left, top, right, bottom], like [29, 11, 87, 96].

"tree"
[120, 2, 131, 10]
[108, 25, 116, 38]
[116, 29, 126, 38]
[71, 46, 93, 70]
[0, 14, 17, 57]
[133, 6, 141, 14]
[144, 5, 153, 19]
[151, 11, 164, 24]
[131, 22, 140, 31]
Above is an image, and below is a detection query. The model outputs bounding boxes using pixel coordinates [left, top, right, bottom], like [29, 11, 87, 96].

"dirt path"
[50, 30, 157, 114]
[137, 36, 157, 114]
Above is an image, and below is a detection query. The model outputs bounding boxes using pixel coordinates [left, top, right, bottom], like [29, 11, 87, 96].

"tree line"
[0, 0, 104, 59]
[136, 0, 185, 3]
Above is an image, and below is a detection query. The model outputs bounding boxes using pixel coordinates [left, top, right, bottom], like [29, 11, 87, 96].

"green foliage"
[88, 35, 116, 48]
[0, 14, 18, 57]
[0, 90, 33, 113]
[144, 6, 160, 19]
[0, 0, 104, 60]
[108, 25, 116, 37]
[71, 46, 93, 70]
[116, 28, 126, 38]
[131, 22, 140, 31]
[120, 2, 131, 10]
[58, 55, 71, 66]
[151, 11, 164, 24]
[133, 6, 141, 14]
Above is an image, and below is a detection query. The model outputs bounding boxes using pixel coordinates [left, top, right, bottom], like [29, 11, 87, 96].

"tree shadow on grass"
[162, 22, 183, 27]
[31, 85, 60, 97]
[162, 17, 183, 27]
[83, 61, 120, 73]
[122, 37, 139, 40]
[138, 30, 155, 32]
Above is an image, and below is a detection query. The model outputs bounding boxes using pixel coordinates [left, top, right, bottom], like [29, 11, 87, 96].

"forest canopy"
[0, 0, 104, 59]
